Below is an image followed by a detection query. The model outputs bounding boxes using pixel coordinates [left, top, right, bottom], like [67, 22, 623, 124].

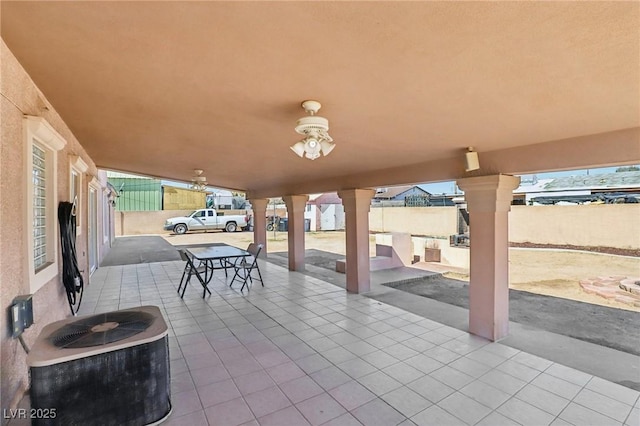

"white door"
[88, 187, 98, 274]
[335, 205, 346, 230]
[320, 204, 336, 230]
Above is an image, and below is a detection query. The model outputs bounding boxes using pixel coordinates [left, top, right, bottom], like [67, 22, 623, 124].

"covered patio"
[2, 1, 639, 422]
[32, 259, 635, 426]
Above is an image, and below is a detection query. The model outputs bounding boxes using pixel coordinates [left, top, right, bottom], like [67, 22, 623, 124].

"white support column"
[249, 198, 268, 257]
[338, 189, 375, 294]
[283, 195, 309, 271]
[457, 174, 520, 341]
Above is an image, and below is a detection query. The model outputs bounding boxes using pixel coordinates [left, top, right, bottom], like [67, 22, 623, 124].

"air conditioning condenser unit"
[27, 306, 171, 426]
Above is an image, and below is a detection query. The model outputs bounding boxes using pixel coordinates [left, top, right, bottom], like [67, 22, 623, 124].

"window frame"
[24, 116, 66, 293]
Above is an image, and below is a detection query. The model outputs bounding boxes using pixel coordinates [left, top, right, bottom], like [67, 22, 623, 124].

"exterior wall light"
[465, 147, 480, 172]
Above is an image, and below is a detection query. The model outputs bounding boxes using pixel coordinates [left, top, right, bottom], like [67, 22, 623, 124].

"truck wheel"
[267, 224, 274, 232]
[174, 224, 187, 235]
[225, 222, 237, 233]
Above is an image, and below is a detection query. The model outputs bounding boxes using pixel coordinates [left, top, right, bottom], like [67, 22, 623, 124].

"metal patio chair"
[178, 249, 210, 298]
[230, 243, 264, 291]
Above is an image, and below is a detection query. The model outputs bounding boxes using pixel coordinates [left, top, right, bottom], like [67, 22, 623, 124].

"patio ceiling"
[2, 1, 638, 197]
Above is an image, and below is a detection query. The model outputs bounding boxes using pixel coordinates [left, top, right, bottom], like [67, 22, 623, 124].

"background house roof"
[309, 192, 342, 206]
[543, 171, 640, 191]
[374, 185, 430, 200]
[2, 2, 638, 197]
[514, 179, 555, 195]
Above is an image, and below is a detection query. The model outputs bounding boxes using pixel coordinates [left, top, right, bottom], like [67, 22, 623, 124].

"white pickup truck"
[164, 209, 250, 234]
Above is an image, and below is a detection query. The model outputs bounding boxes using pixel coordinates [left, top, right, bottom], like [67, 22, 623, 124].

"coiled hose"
[58, 201, 84, 315]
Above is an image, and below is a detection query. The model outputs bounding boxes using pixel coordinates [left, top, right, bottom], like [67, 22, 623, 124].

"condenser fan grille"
[49, 311, 155, 348]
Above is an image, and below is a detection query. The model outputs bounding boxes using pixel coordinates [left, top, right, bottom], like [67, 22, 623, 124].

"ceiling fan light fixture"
[190, 169, 208, 191]
[320, 140, 335, 156]
[290, 141, 305, 157]
[291, 100, 335, 160]
[302, 138, 321, 160]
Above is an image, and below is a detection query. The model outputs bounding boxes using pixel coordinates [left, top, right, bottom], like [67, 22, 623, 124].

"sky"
[417, 166, 636, 195]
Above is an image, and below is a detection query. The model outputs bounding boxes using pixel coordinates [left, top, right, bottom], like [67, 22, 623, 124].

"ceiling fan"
[290, 100, 335, 160]
[190, 169, 208, 191]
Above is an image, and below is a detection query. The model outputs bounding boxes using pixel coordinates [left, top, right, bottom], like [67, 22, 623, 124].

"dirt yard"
[161, 230, 640, 312]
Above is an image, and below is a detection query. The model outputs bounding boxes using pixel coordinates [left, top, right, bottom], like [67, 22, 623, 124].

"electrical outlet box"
[11, 295, 33, 338]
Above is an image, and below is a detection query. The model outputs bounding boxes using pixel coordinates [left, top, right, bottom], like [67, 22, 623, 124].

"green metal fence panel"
[108, 177, 162, 211]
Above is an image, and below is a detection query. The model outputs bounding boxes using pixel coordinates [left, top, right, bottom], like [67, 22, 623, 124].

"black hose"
[58, 202, 84, 315]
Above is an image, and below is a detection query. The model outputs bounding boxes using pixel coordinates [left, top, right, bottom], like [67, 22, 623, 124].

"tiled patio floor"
[77, 260, 639, 426]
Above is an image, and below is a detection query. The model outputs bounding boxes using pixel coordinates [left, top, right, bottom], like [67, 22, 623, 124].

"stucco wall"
[115, 204, 640, 250]
[116, 209, 251, 235]
[0, 40, 105, 414]
[373, 204, 639, 269]
[116, 210, 193, 235]
[370, 206, 458, 237]
[509, 204, 640, 249]
[370, 204, 638, 249]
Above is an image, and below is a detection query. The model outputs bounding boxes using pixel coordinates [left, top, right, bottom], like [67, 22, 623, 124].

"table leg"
[205, 260, 215, 284]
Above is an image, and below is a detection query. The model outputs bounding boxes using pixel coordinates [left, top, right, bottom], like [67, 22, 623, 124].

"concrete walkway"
[101, 235, 181, 266]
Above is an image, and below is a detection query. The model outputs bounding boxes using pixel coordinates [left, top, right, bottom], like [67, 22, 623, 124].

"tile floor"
[74, 259, 638, 426]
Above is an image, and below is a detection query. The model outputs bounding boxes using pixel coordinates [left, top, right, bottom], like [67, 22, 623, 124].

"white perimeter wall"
[370, 204, 639, 249]
[117, 204, 639, 250]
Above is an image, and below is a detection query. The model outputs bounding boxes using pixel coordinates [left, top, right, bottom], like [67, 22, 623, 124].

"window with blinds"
[33, 143, 47, 271]
[25, 116, 66, 293]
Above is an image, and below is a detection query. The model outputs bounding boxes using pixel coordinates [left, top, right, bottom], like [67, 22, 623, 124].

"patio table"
[186, 244, 251, 291]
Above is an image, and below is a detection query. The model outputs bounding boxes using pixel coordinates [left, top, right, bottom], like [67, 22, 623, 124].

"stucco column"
[457, 174, 520, 341]
[338, 189, 375, 294]
[283, 195, 309, 271]
[249, 198, 268, 257]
